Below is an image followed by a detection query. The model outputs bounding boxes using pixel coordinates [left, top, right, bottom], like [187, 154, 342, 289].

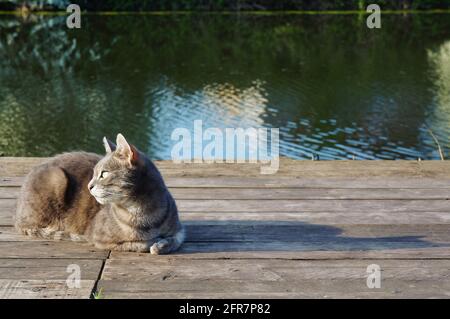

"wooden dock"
[0, 158, 450, 298]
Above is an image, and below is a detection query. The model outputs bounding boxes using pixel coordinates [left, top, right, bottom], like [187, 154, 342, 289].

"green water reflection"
[1, 13, 450, 159]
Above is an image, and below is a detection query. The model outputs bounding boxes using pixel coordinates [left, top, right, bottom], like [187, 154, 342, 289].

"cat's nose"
[88, 182, 94, 191]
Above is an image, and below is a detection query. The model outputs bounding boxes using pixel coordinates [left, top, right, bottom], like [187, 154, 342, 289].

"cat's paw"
[150, 239, 169, 255]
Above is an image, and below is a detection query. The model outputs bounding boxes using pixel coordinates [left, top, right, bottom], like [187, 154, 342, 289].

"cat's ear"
[115, 133, 140, 165]
[103, 137, 116, 154]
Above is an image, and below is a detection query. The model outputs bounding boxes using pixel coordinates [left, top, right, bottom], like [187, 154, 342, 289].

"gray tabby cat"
[15, 134, 184, 254]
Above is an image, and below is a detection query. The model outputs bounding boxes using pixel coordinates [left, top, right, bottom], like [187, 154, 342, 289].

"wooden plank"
[1, 224, 448, 259]
[183, 224, 450, 243]
[100, 257, 450, 296]
[0, 158, 414, 176]
[3, 186, 450, 200]
[0, 177, 22, 187]
[1, 214, 13, 226]
[0, 259, 104, 280]
[4, 176, 450, 188]
[1, 227, 447, 259]
[110, 246, 450, 260]
[2, 208, 450, 226]
[0, 242, 109, 259]
[0, 280, 95, 299]
[0, 199, 15, 225]
[0, 187, 18, 199]
[3, 157, 450, 178]
[176, 199, 450, 212]
[0, 199, 16, 211]
[160, 160, 449, 177]
[102, 259, 450, 282]
[0, 157, 45, 177]
[179, 212, 450, 225]
[97, 278, 450, 299]
[7, 198, 449, 213]
[171, 188, 450, 200]
[174, 241, 446, 254]
[2, 225, 450, 243]
[2, 210, 450, 227]
[166, 177, 450, 188]
[96, 290, 450, 298]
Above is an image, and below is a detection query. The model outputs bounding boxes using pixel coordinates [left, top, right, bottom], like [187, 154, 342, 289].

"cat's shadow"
[179, 221, 445, 253]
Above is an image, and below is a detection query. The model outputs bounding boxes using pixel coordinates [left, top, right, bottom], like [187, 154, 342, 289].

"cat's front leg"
[111, 241, 153, 252]
[150, 228, 185, 255]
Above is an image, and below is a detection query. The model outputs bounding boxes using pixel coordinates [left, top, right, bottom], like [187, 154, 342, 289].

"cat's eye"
[99, 171, 109, 179]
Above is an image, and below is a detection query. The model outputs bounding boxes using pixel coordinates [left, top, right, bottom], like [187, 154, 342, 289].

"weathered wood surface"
[5, 198, 450, 212]
[0, 259, 104, 280]
[0, 280, 96, 299]
[0, 158, 449, 298]
[0, 242, 109, 259]
[2, 224, 450, 242]
[98, 259, 450, 298]
[96, 279, 450, 299]
[3, 186, 450, 199]
[4, 176, 450, 188]
[3, 210, 450, 226]
[2, 157, 450, 178]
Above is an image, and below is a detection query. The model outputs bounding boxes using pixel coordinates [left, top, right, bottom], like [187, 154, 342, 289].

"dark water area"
[1, 13, 450, 160]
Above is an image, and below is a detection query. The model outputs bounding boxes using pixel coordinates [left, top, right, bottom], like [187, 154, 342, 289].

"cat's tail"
[150, 227, 185, 255]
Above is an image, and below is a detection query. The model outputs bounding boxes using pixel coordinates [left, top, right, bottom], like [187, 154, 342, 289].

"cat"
[14, 133, 184, 254]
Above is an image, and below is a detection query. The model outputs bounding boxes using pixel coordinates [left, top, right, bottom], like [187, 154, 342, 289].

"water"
[1, 13, 450, 160]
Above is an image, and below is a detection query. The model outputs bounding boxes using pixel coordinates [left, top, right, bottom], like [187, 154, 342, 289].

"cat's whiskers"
[100, 190, 131, 199]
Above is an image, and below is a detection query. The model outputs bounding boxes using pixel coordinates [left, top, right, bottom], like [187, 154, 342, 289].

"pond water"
[1, 13, 450, 160]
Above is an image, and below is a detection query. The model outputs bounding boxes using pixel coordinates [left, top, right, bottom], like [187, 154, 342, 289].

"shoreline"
[1, 9, 450, 16]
